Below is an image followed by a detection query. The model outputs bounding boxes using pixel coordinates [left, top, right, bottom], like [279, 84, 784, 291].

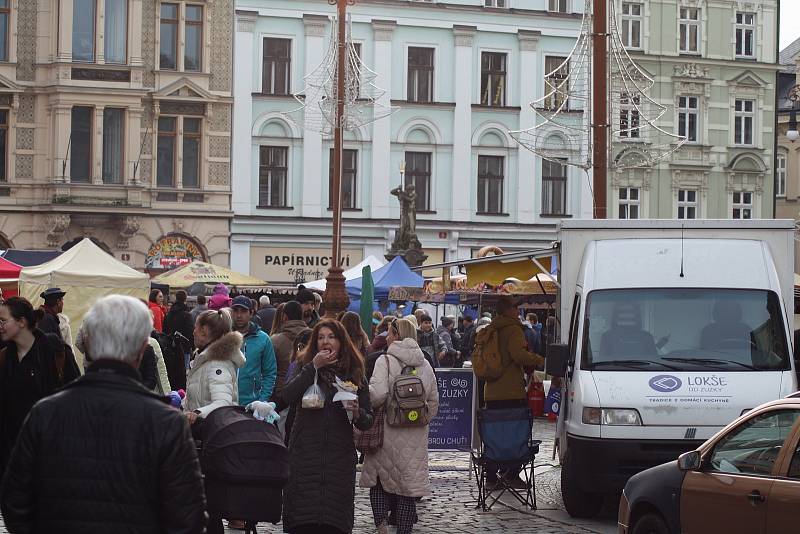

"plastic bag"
[301, 370, 325, 409]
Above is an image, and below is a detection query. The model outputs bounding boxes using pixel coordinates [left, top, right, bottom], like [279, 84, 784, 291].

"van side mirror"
[546, 343, 569, 378]
[678, 450, 701, 471]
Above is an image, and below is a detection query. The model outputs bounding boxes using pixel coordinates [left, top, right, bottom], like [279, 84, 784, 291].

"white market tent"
[301, 255, 386, 291]
[18, 238, 150, 368]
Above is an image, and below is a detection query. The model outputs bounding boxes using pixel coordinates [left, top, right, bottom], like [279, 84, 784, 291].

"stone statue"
[387, 182, 426, 267]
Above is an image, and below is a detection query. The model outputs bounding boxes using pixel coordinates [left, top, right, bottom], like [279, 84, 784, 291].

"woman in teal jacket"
[231, 297, 277, 405]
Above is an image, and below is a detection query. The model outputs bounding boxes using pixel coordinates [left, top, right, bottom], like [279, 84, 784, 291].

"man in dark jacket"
[256, 295, 277, 333]
[436, 316, 461, 367]
[0, 295, 206, 533]
[417, 315, 444, 369]
[459, 315, 476, 362]
[36, 287, 66, 339]
[164, 290, 194, 353]
[269, 301, 308, 400]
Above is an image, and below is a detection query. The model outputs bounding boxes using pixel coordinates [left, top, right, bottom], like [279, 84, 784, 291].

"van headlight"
[582, 407, 642, 426]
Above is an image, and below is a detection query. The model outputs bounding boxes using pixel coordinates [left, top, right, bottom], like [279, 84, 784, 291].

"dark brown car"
[618, 395, 800, 534]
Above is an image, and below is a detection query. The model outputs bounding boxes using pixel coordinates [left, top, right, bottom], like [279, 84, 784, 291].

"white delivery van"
[546, 220, 798, 518]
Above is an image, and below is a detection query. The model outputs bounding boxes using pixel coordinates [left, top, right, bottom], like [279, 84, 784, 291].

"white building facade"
[232, 0, 589, 286]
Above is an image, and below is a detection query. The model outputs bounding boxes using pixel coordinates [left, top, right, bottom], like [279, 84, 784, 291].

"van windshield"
[582, 289, 790, 372]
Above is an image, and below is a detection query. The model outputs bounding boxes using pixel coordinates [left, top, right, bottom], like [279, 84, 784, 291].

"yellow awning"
[467, 256, 553, 287]
[152, 261, 268, 288]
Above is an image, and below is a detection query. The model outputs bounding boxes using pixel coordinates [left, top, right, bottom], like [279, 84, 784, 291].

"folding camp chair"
[470, 407, 541, 511]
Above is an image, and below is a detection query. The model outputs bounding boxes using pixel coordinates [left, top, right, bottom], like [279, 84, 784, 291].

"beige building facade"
[776, 38, 800, 273]
[0, 0, 233, 272]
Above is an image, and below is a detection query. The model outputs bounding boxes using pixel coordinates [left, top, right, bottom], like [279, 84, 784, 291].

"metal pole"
[323, 0, 351, 317]
[591, 0, 608, 219]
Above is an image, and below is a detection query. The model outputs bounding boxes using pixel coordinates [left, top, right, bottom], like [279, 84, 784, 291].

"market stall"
[152, 260, 268, 291]
[18, 238, 150, 368]
[301, 255, 386, 292]
[0, 256, 21, 297]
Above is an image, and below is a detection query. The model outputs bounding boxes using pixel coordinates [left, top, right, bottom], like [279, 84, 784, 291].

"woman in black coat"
[0, 297, 79, 476]
[280, 319, 373, 534]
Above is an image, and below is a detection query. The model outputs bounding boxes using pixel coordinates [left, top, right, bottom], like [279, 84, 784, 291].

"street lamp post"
[322, 0, 353, 318]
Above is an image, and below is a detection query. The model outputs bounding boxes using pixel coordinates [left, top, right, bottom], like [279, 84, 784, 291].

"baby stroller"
[199, 405, 289, 533]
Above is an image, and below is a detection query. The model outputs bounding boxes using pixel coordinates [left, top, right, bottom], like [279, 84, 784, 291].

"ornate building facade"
[0, 0, 233, 271]
[231, 0, 590, 286]
[609, 0, 779, 220]
[775, 38, 800, 272]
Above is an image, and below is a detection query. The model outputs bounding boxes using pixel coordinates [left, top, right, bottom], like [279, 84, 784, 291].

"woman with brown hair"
[340, 311, 370, 357]
[280, 319, 374, 534]
[270, 302, 286, 336]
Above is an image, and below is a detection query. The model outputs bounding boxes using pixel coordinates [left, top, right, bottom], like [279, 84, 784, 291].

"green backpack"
[471, 325, 504, 381]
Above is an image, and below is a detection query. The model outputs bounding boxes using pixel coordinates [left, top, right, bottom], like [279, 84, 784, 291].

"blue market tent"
[345, 256, 423, 301]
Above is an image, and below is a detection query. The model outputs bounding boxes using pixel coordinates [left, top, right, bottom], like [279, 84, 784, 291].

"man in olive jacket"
[483, 297, 544, 487]
[0, 295, 206, 534]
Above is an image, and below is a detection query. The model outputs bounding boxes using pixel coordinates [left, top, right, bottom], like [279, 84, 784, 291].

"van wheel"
[560, 451, 603, 518]
[631, 513, 669, 534]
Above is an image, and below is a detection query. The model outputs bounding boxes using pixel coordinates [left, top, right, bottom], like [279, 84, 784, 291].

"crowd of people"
[0, 283, 549, 533]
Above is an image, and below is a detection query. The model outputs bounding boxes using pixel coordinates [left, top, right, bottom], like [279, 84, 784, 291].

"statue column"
[370, 20, 396, 219]
[452, 26, 476, 222]
[517, 30, 540, 224]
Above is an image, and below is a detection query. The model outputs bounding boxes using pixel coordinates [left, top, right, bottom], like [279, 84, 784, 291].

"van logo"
[649, 375, 682, 393]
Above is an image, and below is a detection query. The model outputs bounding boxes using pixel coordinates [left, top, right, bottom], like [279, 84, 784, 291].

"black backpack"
[153, 331, 185, 391]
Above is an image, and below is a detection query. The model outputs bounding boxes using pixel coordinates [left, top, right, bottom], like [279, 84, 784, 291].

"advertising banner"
[428, 369, 476, 451]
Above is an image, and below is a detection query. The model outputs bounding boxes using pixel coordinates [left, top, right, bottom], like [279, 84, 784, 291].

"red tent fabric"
[0, 256, 21, 297]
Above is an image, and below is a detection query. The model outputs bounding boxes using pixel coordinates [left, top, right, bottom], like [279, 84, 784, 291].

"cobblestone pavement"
[0, 420, 618, 534]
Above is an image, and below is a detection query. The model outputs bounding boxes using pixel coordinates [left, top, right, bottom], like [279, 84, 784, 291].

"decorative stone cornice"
[236, 11, 257, 33]
[44, 214, 70, 248]
[303, 14, 328, 37]
[372, 19, 397, 42]
[453, 25, 477, 48]
[672, 63, 710, 79]
[518, 30, 541, 52]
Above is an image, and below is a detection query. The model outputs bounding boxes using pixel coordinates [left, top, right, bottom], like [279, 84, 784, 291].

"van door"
[558, 293, 581, 455]
[681, 409, 800, 534]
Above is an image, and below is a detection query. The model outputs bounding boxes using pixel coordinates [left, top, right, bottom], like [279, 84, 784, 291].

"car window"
[707, 410, 800, 476]
[788, 441, 800, 479]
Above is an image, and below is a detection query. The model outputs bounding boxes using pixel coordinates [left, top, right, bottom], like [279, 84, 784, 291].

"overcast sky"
[781, 3, 800, 50]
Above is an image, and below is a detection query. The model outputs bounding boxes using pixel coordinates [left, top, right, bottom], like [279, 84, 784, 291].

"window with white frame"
[160, 3, 204, 72]
[542, 158, 568, 215]
[678, 96, 699, 143]
[732, 191, 753, 219]
[777, 153, 786, 198]
[620, 93, 641, 139]
[677, 96, 698, 142]
[477, 155, 504, 214]
[484, 0, 506, 7]
[734, 99, 754, 145]
[544, 56, 569, 110]
[408, 47, 434, 103]
[0, 0, 9, 62]
[549, 0, 568, 12]
[480, 52, 506, 107]
[621, 3, 643, 49]
[258, 146, 288, 207]
[262, 38, 291, 95]
[735, 12, 755, 58]
[679, 7, 700, 54]
[328, 149, 358, 210]
[157, 116, 202, 189]
[405, 151, 432, 212]
[677, 189, 697, 219]
[618, 187, 640, 219]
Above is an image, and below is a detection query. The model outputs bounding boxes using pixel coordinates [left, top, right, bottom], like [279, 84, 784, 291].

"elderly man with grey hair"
[0, 295, 206, 533]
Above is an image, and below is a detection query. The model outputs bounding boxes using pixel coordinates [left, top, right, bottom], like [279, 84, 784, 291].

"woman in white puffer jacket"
[183, 308, 245, 425]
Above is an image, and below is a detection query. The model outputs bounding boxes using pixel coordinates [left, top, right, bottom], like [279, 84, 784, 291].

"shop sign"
[250, 247, 363, 285]
[428, 369, 476, 451]
[146, 236, 204, 270]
